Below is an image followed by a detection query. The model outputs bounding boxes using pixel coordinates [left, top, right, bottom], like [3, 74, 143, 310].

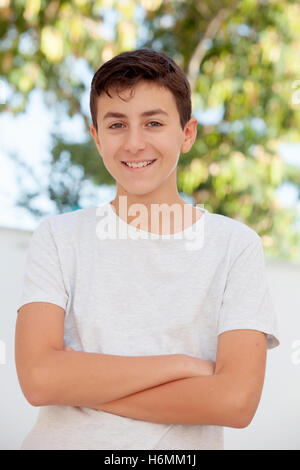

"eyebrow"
[102, 108, 169, 121]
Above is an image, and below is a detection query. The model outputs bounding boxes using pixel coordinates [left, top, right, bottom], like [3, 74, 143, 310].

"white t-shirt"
[16, 202, 280, 450]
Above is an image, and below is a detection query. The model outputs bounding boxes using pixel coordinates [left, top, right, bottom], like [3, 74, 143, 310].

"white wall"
[1, 225, 299, 450]
[0, 226, 39, 450]
[225, 258, 300, 450]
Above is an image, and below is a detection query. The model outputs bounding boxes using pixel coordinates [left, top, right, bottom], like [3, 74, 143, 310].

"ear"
[90, 123, 103, 158]
[90, 123, 97, 139]
[180, 117, 198, 154]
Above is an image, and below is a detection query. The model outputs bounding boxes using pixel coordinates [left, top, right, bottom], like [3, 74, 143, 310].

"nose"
[123, 127, 147, 154]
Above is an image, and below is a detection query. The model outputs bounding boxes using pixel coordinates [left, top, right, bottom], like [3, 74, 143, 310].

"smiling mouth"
[121, 159, 157, 170]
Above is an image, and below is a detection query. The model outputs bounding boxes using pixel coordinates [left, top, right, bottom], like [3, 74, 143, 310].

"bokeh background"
[0, 0, 299, 450]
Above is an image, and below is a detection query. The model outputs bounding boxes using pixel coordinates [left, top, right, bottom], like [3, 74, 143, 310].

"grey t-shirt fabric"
[16, 202, 280, 450]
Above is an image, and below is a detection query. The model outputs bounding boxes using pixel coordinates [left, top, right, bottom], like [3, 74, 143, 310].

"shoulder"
[207, 211, 261, 251]
[36, 206, 97, 241]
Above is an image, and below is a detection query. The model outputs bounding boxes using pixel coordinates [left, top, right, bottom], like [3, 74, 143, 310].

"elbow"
[22, 367, 51, 407]
[233, 413, 252, 429]
[233, 396, 258, 429]
[222, 408, 250, 429]
[26, 391, 44, 408]
[21, 386, 45, 408]
[214, 372, 261, 429]
[16, 350, 59, 407]
[234, 413, 254, 429]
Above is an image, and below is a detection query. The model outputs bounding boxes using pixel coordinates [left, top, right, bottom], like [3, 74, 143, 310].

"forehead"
[97, 81, 176, 115]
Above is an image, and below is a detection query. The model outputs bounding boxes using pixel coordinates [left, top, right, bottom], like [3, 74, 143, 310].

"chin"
[118, 179, 159, 193]
[123, 188, 156, 198]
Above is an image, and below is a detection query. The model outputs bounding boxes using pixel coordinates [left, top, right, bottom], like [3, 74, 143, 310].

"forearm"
[93, 374, 245, 428]
[32, 349, 190, 407]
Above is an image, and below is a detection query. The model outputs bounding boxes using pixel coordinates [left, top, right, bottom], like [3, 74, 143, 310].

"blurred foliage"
[1, 0, 300, 261]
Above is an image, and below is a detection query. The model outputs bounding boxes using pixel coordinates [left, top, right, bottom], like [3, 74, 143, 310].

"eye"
[109, 123, 124, 129]
[147, 121, 163, 127]
[108, 121, 163, 129]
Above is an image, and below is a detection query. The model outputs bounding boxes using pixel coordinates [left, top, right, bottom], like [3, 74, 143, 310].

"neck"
[109, 196, 203, 236]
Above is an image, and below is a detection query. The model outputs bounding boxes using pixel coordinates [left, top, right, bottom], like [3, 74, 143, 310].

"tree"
[1, 0, 300, 260]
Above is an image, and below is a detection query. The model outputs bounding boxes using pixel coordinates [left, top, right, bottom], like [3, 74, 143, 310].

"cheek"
[158, 132, 181, 151]
[99, 142, 117, 163]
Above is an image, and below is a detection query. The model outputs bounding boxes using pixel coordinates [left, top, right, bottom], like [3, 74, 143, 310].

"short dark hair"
[90, 48, 192, 132]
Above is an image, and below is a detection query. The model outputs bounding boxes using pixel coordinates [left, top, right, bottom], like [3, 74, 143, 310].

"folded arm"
[15, 304, 267, 429]
[92, 330, 268, 429]
[15, 302, 202, 407]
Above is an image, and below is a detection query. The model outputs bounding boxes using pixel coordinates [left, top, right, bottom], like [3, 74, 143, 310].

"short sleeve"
[217, 234, 280, 350]
[16, 218, 69, 313]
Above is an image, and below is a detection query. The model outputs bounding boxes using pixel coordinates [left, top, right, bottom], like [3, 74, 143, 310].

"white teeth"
[125, 160, 154, 168]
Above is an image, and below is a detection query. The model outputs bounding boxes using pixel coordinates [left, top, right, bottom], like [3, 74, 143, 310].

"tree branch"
[187, 4, 237, 92]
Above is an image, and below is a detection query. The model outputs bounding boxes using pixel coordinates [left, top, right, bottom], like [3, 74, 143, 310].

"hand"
[185, 356, 215, 377]
[64, 346, 74, 352]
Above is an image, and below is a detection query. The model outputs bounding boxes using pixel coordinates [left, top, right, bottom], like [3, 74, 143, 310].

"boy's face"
[90, 80, 197, 204]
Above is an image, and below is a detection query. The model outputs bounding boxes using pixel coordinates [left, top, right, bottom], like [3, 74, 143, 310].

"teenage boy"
[15, 49, 280, 450]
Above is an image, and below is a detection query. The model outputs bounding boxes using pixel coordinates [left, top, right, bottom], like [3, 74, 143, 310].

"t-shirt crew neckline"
[106, 201, 208, 240]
